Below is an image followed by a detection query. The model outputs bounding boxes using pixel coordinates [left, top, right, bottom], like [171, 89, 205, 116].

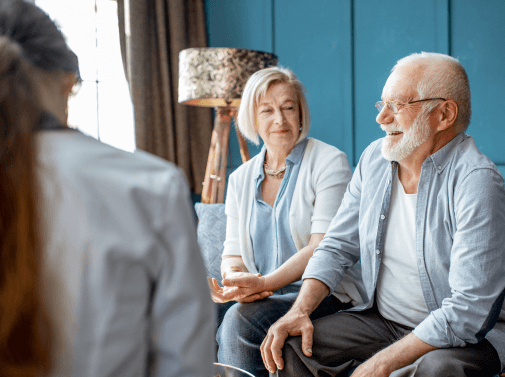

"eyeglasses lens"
[376, 101, 399, 113]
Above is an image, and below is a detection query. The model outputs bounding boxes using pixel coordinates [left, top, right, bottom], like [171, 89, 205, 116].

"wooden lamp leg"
[201, 107, 232, 203]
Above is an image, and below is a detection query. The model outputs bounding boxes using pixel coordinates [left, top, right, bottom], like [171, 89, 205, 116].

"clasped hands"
[207, 271, 273, 303]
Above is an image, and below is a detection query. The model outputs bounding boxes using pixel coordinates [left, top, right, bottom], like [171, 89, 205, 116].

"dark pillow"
[194, 203, 226, 282]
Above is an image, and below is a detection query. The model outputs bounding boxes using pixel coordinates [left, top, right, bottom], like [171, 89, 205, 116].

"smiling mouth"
[386, 131, 403, 136]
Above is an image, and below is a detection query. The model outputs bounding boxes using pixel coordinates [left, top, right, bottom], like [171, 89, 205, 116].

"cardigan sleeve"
[310, 147, 353, 234]
[222, 173, 242, 257]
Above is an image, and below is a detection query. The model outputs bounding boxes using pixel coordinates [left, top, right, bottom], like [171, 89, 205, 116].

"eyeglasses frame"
[375, 97, 447, 114]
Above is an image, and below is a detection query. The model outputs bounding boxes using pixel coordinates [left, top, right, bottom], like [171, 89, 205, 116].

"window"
[34, 0, 135, 152]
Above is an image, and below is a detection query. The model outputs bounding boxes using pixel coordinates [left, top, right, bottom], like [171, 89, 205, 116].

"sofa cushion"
[194, 203, 226, 282]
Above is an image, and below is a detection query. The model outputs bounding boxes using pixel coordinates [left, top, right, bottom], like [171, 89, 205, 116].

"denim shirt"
[250, 139, 308, 294]
[303, 133, 505, 369]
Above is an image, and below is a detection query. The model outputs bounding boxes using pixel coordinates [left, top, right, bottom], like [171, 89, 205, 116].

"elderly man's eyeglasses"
[375, 98, 446, 114]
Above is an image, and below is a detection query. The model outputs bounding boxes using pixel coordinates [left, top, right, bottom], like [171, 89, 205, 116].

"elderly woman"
[208, 67, 364, 377]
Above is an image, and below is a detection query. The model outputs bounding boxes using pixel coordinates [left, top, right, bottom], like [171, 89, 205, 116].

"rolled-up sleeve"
[222, 173, 241, 257]
[303, 155, 363, 292]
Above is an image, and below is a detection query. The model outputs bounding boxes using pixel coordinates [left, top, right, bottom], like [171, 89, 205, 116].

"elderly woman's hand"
[221, 272, 273, 302]
[207, 274, 273, 303]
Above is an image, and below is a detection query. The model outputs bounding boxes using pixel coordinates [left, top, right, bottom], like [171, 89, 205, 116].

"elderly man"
[260, 52, 505, 377]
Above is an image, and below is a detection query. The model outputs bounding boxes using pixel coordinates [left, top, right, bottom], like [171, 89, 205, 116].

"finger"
[257, 291, 273, 299]
[301, 322, 314, 358]
[270, 330, 288, 371]
[221, 287, 242, 300]
[236, 295, 259, 303]
[261, 331, 278, 373]
[206, 277, 214, 290]
[222, 276, 254, 287]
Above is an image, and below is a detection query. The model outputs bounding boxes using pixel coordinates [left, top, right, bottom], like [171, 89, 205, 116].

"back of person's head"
[0, 1, 78, 375]
[393, 52, 471, 132]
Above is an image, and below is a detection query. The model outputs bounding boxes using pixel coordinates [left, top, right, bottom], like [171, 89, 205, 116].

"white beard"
[381, 106, 432, 162]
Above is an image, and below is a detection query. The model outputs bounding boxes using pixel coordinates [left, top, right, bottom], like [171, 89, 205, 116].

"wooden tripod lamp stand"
[178, 48, 278, 203]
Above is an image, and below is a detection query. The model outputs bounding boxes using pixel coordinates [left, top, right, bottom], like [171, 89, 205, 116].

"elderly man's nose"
[376, 105, 393, 124]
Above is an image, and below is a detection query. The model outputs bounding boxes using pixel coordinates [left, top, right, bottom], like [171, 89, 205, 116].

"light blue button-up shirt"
[303, 132, 505, 370]
[250, 139, 308, 294]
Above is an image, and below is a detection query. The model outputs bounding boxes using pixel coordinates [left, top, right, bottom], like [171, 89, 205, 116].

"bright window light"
[35, 0, 135, 152]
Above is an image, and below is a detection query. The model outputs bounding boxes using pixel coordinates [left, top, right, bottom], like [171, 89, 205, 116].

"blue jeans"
[216, 291, 352, 377]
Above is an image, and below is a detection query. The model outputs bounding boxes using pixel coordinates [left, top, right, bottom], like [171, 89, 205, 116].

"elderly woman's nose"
[274, 109, 285, 124]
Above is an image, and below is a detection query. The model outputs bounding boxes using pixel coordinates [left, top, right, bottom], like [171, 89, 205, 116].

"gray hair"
[237, 67, 310, 145]
[393, 52, 471, 132]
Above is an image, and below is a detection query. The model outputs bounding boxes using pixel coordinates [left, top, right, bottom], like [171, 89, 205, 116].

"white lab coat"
[36, 127, 214, 377]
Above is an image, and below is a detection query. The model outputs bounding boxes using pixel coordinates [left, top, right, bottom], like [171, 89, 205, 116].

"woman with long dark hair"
[0, 1, 213, 376]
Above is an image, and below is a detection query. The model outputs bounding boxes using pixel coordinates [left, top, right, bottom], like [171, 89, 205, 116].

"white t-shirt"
[376, 170, 429, 328]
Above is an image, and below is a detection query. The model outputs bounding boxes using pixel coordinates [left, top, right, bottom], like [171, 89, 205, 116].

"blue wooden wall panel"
[274, 0, 353, 160]
[206, 0, 272, 51]
[205, 0, 505, 179]
[451, 0, 505, 165]
[205, 0, 273, 173]
[353, 0, 449, 165]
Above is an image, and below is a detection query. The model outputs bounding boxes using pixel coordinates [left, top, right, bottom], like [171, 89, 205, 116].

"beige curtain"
[117, 0, 212, 194]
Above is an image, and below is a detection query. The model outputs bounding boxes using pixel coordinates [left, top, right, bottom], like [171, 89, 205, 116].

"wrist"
[222, 266, 243, 279]
[259, 275, 269, 292]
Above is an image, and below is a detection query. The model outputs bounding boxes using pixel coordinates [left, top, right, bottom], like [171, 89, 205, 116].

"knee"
[219, 302, 264, 338]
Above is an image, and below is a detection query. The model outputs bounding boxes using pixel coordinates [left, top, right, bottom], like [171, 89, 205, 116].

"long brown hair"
[0, 1, 79, 375]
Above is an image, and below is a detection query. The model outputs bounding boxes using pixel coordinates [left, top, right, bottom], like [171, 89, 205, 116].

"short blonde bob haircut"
[237, 67, 310, 145]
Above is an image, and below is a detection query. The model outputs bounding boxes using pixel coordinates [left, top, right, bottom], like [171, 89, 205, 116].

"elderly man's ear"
[436, 99, 459, 131]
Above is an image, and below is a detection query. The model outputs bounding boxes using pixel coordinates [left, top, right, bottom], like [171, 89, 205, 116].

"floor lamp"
[178, 48, 278, 203]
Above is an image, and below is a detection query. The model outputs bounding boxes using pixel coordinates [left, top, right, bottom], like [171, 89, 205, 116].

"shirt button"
[438, 165, 442, 170]
[387, 179, 390, 185]
[376, 249, 381, 254]
[380, 214, 385, 220]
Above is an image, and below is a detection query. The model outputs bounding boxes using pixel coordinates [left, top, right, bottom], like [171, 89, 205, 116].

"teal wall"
[205, 0, 505, 177]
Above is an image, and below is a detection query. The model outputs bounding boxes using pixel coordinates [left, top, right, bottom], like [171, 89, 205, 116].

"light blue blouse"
[249, 138, 308, 294]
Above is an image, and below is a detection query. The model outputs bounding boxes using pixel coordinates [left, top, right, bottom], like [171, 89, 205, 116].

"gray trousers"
[277, 306, 501, 377]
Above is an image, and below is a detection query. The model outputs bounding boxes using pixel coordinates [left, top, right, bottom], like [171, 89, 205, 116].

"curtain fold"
[117, 0, 212, 194]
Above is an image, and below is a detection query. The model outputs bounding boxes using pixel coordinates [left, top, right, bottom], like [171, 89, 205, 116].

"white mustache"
[381, 125, 404, 133]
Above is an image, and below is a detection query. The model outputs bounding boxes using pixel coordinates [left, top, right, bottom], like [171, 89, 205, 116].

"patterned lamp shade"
[178, 47, 278, 107]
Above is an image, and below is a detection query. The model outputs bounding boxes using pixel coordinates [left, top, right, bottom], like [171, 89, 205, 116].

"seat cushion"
[195, 203, 226, 282]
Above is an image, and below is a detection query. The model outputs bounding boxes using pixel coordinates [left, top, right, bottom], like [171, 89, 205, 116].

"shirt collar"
[426, 132, 466, 173]
[254, 137, 309, 182]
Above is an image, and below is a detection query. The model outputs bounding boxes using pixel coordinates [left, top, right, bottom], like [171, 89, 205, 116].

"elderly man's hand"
[260, 308, 314, 374]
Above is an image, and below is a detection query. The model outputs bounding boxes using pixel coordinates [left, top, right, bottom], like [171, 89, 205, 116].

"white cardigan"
[223, 138, 364, 304]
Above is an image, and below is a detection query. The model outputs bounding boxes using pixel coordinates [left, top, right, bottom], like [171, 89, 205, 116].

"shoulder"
[447, 134, 504, 187]
[453, 134, 500, 172]
[299, 138, 352, 185]
[38, 130, 189, 203]
[303, 138, 347, 162]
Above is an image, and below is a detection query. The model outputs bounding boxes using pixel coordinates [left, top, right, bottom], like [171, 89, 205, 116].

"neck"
[398, 128, 459, 193]
[264, 147, 291, 170]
